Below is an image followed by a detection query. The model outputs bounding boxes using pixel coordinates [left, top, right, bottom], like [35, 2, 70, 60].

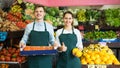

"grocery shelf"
[82, 65, 120, 68]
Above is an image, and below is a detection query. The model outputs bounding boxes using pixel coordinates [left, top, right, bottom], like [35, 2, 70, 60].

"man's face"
[34, 7, 46, 20]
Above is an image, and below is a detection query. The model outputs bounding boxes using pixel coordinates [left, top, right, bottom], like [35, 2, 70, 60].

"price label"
[88, 65, 107, 68]
[95, 25, 99, 30]
[88, 65, 95, 68]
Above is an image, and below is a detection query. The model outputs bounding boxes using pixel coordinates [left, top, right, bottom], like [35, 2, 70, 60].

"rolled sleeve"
[20, 24, 32, 44]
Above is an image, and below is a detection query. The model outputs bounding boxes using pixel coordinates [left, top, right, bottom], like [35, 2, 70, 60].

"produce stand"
[83, 42, 120, 61]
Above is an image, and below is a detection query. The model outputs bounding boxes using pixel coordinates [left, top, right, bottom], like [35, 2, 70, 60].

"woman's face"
[34, 7, 45, 20]
[63, 13, 73, 26]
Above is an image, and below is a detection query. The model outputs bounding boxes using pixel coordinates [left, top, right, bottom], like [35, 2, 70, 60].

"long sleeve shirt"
[20, 21, 55, 45]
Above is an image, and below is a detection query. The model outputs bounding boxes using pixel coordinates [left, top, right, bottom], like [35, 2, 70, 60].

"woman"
[19, 5, 56, 68]
[56, 11, 83, 68]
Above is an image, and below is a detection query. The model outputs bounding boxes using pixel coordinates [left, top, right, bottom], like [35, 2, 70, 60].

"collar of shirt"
[35, 22, 44, 26]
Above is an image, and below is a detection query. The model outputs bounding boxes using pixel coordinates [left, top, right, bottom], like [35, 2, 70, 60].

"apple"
[5, 56, 11, 61]
[1, 57, 5, 61]
[17, 57, 22, 63]
[15, 49, 20, 53]
[7, 53, 11, 57]
[21, 57, 26, 61]
[11, 58, 16, 62]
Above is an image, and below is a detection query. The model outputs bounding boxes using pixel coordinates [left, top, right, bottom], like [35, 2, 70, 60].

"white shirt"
[20, 21, 55, 45]
[56, 28, 83, 49]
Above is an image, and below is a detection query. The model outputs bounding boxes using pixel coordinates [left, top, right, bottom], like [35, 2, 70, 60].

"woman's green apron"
[28, 22, 52, 68]
[57, 28, 81, 68]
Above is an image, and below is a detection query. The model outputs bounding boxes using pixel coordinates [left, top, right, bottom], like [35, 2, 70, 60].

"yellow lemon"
[88, 60, 94, 64]
[100, 62, 105, 64]
[94, 59, 101, 64]
[75, 51, 82, 57]
[91, 56, 96, 61]
[94, 54, 100, 59]
[106, 60, 113, 64]
[72, 48, 79, 55]
[101, 56, 108, 62]
[86, 58, 91, 63]
[85, 54, 90, 59]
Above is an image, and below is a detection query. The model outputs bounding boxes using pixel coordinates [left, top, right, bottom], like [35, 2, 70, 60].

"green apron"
[28, 22, 52, 68]
[57, 28, 81, 68]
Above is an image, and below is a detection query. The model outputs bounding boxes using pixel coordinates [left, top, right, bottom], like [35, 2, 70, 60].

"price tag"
[96, 65, 107, 68]
[88, 65, 107, 68]
[88, 65, 95, 68]
[95, 25, 99, 30]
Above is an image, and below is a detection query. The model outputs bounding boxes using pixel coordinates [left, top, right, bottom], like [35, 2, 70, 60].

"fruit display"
[10, 5, 22, 13]
[0, 47, 26, 63]
[44, 7, 61, 26]
[80, 44, 120, 65]
[0, 20, 20, 31]
[86, 9, 101, 23]
[6, 12, 22, 22]
[104, 8, 120, 27]
[77, 9, 87, 23]
[72, 48, 82, 58]
[0, 64, 9, 68]
[84, 30, 117, 41]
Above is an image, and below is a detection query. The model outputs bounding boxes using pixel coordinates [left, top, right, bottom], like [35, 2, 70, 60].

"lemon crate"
[0, 32, 7, 41]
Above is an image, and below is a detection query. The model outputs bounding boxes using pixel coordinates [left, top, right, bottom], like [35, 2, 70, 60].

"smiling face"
[63, 13, 73, 27]
[34, 7, 46, 20]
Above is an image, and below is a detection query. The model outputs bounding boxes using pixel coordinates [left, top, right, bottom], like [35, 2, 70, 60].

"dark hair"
[63, 11, 74, 25]
[34, 4, 46, 12]
[63, 11, 74, 18]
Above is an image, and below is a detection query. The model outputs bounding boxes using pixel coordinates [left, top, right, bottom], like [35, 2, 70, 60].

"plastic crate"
[99, 38, 118, 42]
[0, 32, 7, 41]
[20, 50, 58, 56]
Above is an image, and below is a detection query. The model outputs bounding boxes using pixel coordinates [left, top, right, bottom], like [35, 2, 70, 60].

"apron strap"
[61, 28, 64, 34]
[44, 22, 47, 31]
[33, 21, 47, 31]
[32, 21, 35, 30]
[61, 27, 75, 34]
[72, 27, 75, 34]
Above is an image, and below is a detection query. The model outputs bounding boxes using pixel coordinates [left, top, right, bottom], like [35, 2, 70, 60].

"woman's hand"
[58, 42, 67, 52]
[52, 41, 59, 49]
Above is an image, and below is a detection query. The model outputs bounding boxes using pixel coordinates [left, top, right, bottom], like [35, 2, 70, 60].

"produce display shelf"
[0, 60, 26, 64]
[0, 61, 26, 68]
[82, 65, 120, 68]
[20, 50, 58, 56]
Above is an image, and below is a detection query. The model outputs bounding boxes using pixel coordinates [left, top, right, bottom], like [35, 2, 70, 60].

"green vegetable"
[105, 8, 120, 27]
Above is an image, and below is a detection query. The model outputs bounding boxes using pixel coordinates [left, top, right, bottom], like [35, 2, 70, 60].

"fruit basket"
[20, 46, 58, 56]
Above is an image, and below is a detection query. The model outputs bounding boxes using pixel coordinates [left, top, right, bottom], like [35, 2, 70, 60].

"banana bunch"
[10, 5, 22, 13]
[77, 9, 87, 22]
